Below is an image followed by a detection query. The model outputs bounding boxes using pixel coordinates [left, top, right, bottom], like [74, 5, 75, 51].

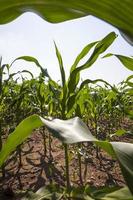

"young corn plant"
[50, 32, 119, 189]
[0, 56, 49, 173]
[0, 57, 20, 177]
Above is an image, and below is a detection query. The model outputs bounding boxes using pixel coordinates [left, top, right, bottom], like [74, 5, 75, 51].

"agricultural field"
[0, 32, 133, 199]
[0, 1, 133, 199]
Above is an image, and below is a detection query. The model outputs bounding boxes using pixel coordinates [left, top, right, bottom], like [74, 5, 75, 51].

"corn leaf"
[0, 115, 44, 167]
[20, 70, 34, 79]
[68, 32, 117, 94]
[0, 114, 133, 194]
[70, 41, 98, 73]
[116, 55, 133, 71]
[0, 1, 132, 44]
[103, 54, 133, 71]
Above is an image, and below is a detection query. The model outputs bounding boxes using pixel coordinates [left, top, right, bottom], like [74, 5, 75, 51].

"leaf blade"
[0, 1, 132, 44]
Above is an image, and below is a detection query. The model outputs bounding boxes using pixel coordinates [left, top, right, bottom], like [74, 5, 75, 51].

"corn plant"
[0, 57, 20, 177]
[0, 33, 133, 199]
[50, 32, 119, 189]
[0, 56, 50, 174]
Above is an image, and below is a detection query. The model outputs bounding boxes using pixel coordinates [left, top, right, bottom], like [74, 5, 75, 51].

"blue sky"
[0, 12, 132, 85]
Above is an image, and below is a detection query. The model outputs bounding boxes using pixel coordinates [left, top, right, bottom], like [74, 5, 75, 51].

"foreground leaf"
[0, 115, 133, 194]
[0, 1, 133, 44]
[68, 32, 117, 95]
[0, 115, 44, 166]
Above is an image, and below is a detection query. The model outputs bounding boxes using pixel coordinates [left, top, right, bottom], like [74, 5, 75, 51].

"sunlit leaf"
[116, 55, 133, 71]
[0, 115, 43, 166]
[103, 54, 133, 71]
[0, 115, 133, 194]
[101, 187, 133, 200]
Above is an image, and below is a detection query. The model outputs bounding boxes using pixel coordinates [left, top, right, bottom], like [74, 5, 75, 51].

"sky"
[0, 12, 132, 85]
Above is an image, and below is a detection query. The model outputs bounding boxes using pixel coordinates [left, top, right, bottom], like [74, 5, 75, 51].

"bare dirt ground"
[0, 119, 133, 199]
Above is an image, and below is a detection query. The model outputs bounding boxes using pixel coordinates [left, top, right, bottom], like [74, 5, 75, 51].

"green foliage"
[53, 32, 118, 118]
[0, 1, 133, 197]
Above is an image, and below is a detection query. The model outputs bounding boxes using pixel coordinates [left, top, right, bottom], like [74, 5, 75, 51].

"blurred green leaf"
[54, 42, 66, 87]
[11, 56, 50, 77]
[126, 75, 133, 82]
[70, 41, 98, 72]
[0, 1, 133, 44]
[0, 114, 43, 166]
